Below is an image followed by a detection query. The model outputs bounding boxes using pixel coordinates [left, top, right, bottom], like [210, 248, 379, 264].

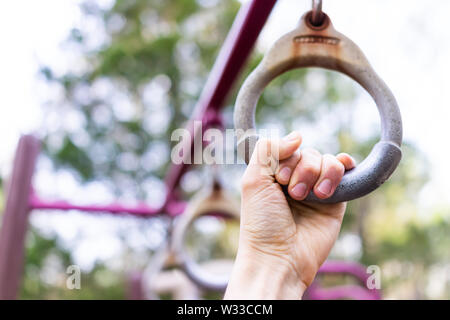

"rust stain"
[287, 11, 345, 71]
[293, 35, 340, 45]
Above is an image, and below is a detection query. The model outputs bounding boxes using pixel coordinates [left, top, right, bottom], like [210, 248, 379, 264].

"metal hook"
[311, 0, 325, 26]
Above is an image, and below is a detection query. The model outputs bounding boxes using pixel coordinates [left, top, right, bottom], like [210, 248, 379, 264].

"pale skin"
[224, 131, 355, 299]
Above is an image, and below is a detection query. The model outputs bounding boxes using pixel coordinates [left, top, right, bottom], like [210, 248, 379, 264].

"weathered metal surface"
[234, 11, 402, 204]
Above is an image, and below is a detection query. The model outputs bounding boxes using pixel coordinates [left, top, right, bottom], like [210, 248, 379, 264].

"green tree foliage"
[39, 0, 242, 198]
[21, 229, 125, 299]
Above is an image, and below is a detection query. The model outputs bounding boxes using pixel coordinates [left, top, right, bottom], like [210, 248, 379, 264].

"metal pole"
[126, 272, 146, 300]
[0, 135, 40, 299]
[163, 0, 278, 203]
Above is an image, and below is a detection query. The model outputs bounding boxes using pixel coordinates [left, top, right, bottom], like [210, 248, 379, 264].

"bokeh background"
[0, 0, 449, 299]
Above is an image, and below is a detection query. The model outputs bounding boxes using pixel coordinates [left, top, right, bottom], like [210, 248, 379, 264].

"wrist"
[224, 247, 307, 300]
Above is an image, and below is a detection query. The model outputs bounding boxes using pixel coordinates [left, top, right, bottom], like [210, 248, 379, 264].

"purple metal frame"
[126, 272, 145, 300]
[0, 0, 277, 299]
[0, 135, 40, 299]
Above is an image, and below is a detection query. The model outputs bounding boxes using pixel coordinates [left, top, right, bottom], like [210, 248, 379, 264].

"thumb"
[249, 131, 302, 166]
[245, 131, 302, 181]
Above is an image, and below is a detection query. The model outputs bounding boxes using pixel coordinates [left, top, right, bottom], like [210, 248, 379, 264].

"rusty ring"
[233, 11, 402, 204]
[171, 183, 240, 291]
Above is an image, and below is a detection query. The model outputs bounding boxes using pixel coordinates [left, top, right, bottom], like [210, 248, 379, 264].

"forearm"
[224, 248, 306, 300]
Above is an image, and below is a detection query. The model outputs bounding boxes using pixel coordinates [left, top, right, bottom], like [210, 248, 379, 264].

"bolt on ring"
[311, 0, 325, 26]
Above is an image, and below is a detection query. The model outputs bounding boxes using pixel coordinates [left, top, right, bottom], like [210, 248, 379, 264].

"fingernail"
[278, 167, 291, 182]
[292, 183, 308, 199]
[317, 179, 332, 196]
[283, 131, 300, 142]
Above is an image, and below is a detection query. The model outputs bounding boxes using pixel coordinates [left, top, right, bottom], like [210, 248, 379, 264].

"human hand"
[225, 131, 355, 299]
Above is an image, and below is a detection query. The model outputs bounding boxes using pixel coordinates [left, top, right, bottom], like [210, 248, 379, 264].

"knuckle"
[274, 164, 284, 176]
[302, 148, 321, 158]
[255, 138, 277, 162]
[324, 154, 345, 175]
[337, 152, 350, 158]
[301, 163, 320, 177]
[330, 165, 345, 179]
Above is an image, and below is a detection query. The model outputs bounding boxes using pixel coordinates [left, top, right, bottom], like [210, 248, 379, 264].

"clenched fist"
[225, 131, 355, 299]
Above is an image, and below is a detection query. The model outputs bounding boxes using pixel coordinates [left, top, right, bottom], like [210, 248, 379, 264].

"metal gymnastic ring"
[234, 11, 402, 204]
[171, 181, 240, 292]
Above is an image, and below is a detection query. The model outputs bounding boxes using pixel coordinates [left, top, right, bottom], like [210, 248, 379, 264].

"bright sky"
[0, 0, 449, 269]
[0, 0, 80, 174]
